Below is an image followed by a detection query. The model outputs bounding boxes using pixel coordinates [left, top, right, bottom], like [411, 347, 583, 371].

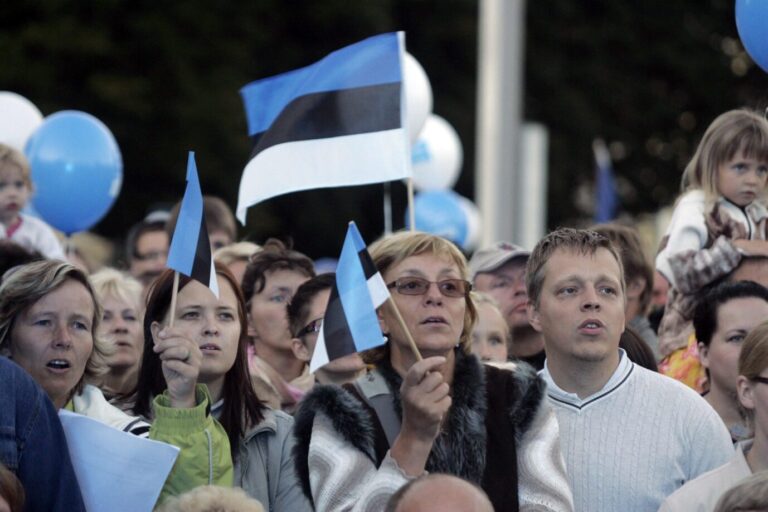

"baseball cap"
[468, 241, 530, 278]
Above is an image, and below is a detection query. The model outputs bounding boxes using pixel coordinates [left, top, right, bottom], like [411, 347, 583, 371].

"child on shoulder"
[656, 109, 768, 374]
[0, 144, 65, 261]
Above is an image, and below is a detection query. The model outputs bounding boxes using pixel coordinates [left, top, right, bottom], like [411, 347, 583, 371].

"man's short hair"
[125, 210, 170, 263]
[287, 273, 335, 337]
[694, 280, 768, 347]
[240, 238, 315, 302]
[526, 227, 624, 308]
[591, 223, 654, 315]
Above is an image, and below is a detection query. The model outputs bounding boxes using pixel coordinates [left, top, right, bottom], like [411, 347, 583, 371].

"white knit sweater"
[540, 351, 734, 512]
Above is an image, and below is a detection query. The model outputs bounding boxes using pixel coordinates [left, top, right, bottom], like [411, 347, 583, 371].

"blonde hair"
[213, 241, 261, 266]
[157, 485, 264, 512]
[738, 320, 768, 427]
[713, 471, 768, 512]
[90, 267, 143, 312]
[0, 143, 32, 188]
[366, 231, 477, 362]
[682, 109, 768, 201]
[0, 260, 110, 392]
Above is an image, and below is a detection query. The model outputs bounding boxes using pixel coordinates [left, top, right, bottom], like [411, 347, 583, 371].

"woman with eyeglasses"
[294, 231, 573, 512]
[659, 319, 768, 511]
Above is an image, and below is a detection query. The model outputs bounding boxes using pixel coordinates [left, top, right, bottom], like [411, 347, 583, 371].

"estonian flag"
[236, 32, 411, 224]
[593, 138, 619, 223]
[166, 152, 219, 298]
[310, 221, 389, 372]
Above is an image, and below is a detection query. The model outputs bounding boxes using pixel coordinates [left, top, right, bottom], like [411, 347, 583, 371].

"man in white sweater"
[526, 228, 733, 512]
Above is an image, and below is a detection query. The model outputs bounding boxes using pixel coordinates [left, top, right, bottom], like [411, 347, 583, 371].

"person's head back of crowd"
[167, 195, 238, 252]
[89, 267, 145, 397]
[0, 240, 42, 283]
[713, 470, 768, 512]
[384, 474, 494, 512]
[214, 241, 261, 286]
[469, 291, 509, 363]
[286, 272, 365, 385]
[590, 223, 654, 320]
[241, 239, 314, 377]
[125, 210, 171, 289]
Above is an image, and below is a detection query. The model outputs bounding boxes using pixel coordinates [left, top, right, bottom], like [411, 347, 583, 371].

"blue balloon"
[25, 111, 123, 234]
[405, 190, 468, 246]
[736, 0, 768, 73]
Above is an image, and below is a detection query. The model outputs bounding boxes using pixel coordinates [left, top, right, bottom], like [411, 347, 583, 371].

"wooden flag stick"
[386, 296, 422, 361]
[407, 177, 416, 232]
[168, 271, 180, 328]
[383, 182, 393, 235]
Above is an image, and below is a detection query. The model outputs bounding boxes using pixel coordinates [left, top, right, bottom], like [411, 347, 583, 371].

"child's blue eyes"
[0, 181, 25, 190]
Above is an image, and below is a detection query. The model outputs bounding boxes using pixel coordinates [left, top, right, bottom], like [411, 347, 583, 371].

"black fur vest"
[293, 350, 546, 512]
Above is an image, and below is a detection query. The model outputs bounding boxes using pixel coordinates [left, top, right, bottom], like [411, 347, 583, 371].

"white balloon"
[411, 114, 463, 191]
[0, 92, 43, 151]
[403, 53, 433, 144]
[457, 195, 482, 251]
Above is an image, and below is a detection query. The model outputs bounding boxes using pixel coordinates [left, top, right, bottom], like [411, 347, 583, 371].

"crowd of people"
[3, 107, 768, 512]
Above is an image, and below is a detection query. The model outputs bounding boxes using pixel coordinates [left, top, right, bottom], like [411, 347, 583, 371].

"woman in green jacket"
[133, 263, 312, 511]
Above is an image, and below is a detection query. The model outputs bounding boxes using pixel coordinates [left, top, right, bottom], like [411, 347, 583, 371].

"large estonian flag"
[310, 221, 389, 373]
[593, 138, 619, 223]
[236, 32, 411, 224]
[167, 152, 219, 298]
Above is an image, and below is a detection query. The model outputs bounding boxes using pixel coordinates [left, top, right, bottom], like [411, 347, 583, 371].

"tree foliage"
[1, 1, 766, 257]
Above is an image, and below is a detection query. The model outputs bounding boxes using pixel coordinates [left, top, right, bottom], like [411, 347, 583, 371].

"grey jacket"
[235, 408, 313, 511]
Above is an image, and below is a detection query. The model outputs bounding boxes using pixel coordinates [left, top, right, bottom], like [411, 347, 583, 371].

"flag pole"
[407, 177, 416, 231]
[383, 182, 393, 235]
[386, 296, 423, 361]
[168, 271, 180, 328]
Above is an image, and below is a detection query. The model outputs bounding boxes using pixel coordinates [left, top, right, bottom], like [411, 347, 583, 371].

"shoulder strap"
[352, 370, 401, 447]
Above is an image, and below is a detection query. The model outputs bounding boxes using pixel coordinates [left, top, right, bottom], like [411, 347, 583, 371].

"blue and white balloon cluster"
[402, 58, 480, 251]
[0, 92, 122, 235]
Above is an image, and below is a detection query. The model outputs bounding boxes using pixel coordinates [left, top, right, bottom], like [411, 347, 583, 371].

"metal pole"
[475, 0, 526, 246]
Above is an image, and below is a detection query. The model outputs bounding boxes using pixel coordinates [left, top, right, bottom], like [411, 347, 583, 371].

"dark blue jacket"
[0, 357, 85, 512]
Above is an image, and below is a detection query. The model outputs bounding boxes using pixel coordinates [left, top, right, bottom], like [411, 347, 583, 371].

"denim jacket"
[0, 357, 86, 511]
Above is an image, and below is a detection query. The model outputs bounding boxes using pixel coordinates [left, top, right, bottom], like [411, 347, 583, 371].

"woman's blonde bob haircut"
[365, 231, 477, 363]
[681, 109, 768, 201]
[90, 267, 144, 313]
[0, 260, 110, 393]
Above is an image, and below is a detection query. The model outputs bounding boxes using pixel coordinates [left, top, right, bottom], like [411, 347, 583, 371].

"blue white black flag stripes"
[310, 222, 389, 372]
[593, 138, 618, 223]
[237, 32, 411, 224]
[166, 152, 219, 298]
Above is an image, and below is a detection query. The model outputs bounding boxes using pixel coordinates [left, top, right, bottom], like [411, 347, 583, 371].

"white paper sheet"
[59, 410, 180, 512]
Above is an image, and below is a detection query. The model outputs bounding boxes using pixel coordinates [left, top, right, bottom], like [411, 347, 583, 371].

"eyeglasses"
[387, 277, 471, 298]
[752, 376, 768, 386]
[297, 317, 323, 338]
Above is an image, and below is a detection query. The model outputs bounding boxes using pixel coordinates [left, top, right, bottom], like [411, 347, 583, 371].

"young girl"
[656, 109, 768, 368]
